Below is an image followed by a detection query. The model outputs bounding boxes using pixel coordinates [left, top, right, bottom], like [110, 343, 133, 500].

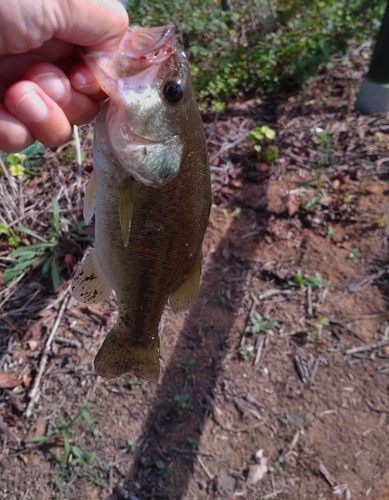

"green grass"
[23, 394, 108, 499]
[3, 200, 94, 292]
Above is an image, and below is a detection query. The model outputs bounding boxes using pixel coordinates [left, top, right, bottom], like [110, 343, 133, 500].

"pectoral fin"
[72, 249, 112, 304]
[169, 252, 202, 313]
[117, 181, 136, 247]
[83, 170, 97, 224]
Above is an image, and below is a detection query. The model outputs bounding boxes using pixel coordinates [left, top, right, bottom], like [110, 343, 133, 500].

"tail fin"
[94, 322, 160, 382]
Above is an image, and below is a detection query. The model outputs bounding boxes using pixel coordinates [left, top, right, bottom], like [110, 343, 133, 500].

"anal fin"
[169, 252, 202, 313]
[83, 170, 97, 224]
[72, 249, 112, 304]
[117, 181, 136, 247]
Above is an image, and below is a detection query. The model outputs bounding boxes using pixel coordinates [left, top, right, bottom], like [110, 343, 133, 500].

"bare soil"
[1, 46, 389, 500]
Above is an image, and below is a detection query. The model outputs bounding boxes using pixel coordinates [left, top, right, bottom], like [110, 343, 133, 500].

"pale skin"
[0, 0, 129, 152]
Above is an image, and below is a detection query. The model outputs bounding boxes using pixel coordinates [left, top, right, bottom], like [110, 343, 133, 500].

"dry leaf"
[12, 350, 32, 363]
[281, 193, 299, 217]
[22, 372, 32, 388]
[28, 340, 39, 351]
[26, 417, 45, 446]
[18, 454, 28, 464]
[255, 162, 269, 172]
[22, 319, 43, 342]
[0, 373, 22, 389]
[37, 308, 53, 318]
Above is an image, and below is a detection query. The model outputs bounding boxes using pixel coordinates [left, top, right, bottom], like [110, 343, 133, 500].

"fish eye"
[163, 80, 183, 104]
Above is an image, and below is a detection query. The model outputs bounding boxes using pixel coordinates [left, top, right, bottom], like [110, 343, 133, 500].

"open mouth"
[83, 24, 177, 85]
[118, 24, 176, 64]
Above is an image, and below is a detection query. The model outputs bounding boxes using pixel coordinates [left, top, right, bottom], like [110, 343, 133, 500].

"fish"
[71, 24, 212, 383]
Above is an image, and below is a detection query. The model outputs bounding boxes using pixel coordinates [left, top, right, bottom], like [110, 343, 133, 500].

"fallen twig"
[329, 319, 364, 342]
[365, 398, 389, 414]
[25, 293, 70, 418]
[307, 285, 313, 316]
[172, 448, 215, 457]
[196, 455, 213, 479]
[319, 461, 336, 487]
[345, 338, 389, 355]
[331, 270, 386, 302]
[254, 335, 265, 365]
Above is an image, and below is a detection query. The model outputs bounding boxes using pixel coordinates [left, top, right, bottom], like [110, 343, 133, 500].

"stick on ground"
[25, 294, 70, 418]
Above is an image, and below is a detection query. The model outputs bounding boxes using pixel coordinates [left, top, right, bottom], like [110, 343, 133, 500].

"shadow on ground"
[119, 178, 270, 498]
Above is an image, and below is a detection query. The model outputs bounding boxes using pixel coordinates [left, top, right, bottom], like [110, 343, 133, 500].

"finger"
[4, 81, 73, 148]
[24, 63, 100, 125]
[0, 0, 128, 54]
[0, 103, 34, 153]
[69, 63, 107, 101]
[57, 0, 129, 52]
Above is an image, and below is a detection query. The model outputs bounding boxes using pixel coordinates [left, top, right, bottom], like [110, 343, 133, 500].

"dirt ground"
[1, 46, 389, 500]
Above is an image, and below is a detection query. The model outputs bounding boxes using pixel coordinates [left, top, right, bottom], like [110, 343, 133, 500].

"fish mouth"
[118, 24, 176, 64]
[83, 24, 177, 86]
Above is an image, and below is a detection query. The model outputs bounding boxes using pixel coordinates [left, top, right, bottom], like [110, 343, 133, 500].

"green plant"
[248, 126, 279, 164]
[315, 315, 329, 326]
[302, 188, 330, 210]
[3, 200, 93, 292]
[289, 270, 330, 289]
[239, 348, 253, 360]
[325, 226, 334, 239]
[127, 439, 137, 452]
[268, 460, 283, 473]
[28, 397, 98, 458]
[127, 0, 386, 107]
[0, 223, 20, 248]
[314, 130, 335, 169]
[176, 358, 196, 375]
[174, 393, 190, 410]
[25, 395, 106, 498]
[5, 153, 26, 179]
[128, 377, 141, 389]
[186, 437, 198, 449]
[376, 215, 388, 228]
[232, 207, 242, 219]
[348, 248, 360, 259]
[250, 312, 278, 334]
[50, 456, 109, 499]
[306, 330, 317, 342]
[216, 289, 227, 307]
[1, 141, 46, 178]
[155, 460, 172, 478]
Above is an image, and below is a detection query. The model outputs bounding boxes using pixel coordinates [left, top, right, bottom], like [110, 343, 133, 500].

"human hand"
[0, 0, 128, 152]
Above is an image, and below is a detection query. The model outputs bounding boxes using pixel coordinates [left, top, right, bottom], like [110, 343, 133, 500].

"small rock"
[198, 480, 207, 490]
[247, 450, 268, 485]
[216, 472, 236, 496]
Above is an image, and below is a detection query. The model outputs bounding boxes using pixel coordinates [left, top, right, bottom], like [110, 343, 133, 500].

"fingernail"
[71, 71, 98, 91]
[33, 72, 66, 101]
[15, 91, 47, 123]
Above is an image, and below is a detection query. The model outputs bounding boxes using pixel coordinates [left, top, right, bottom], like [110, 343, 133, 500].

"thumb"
[55, 0, 129, 52]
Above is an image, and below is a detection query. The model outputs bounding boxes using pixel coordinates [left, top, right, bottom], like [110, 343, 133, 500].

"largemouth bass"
[71, 24, 211, 382]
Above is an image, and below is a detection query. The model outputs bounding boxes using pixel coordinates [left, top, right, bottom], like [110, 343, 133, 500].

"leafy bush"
[127, 0, 386, 106]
